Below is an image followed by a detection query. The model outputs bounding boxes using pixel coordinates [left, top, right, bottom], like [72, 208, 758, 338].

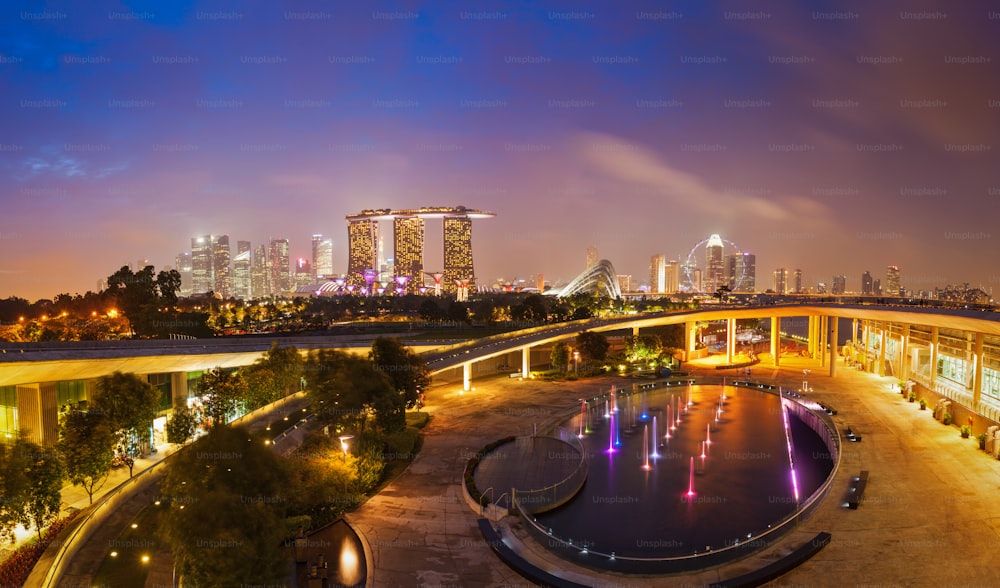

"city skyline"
[2, 1, 1000, 300]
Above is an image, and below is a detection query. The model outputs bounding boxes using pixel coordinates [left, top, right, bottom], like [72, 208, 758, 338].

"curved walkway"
[353, 357, 1000, 587]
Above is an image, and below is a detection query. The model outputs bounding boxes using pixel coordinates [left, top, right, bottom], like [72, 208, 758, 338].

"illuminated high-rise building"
[444, 216, 474, 289]
[705, 234, 724, 293]
[665, 260, 680, 294]
[295, 258, 313, 289]
[311, 234, 333, 281]
[793, 269, 803, 294]
[346, 217, 380, 287]
[191, 235, 213, 295]
[773, 268, 788, 294]
[251, 244, 268, 298]
[232, 249, 251, 300]
[175, 252, 193, 297]
[649, 254, 666, 294]
[832, 274, 847, 295]
[586, 246, 599, 269]
[617, 274, 632, 293]
[393, 216, 424, 290]
[725, 252, 755, 293]
[861, 271, 873, 295]
[886, 265, 901, 296]
[268, 238, 290, 296]
[213, 234, 231, 298]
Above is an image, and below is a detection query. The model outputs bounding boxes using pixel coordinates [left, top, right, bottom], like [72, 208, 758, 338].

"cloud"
[572, 131, 830, 224]
[16, 155, 128, 180]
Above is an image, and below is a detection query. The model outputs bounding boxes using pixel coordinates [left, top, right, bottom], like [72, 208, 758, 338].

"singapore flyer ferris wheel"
[682, 234, 747, 294]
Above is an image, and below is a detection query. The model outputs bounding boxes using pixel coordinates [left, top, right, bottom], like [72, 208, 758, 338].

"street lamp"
[573, 351, 580, 374]
[802, 369, 811, 392]
[338, 435, 354, 461]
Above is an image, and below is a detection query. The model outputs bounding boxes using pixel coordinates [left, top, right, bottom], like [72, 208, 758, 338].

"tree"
[6, 440, 64, 540]
[369, 337, 429, 411]
[576, 331, 610, 364]
[254, 342, 303, 397]
[93, 371, 162, 478]
[418, 298, 445, 321]
[447, 300, 470, 323]
[166, 406, 199, 445]
[199, 368, 246, 428]
[626, 334, 663, 362]
[57, 409, 116, 505]
[105, 265, 185, 337]
[159, 426, 289, 585]
[305, 350, 397, 436]
[550, 341, 571, 371]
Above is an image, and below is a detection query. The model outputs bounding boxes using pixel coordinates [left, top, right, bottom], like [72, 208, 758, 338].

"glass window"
[0, 386, 16, 443]
[147, 373, 173, 411]
[56, 380, 87, 406]
[937, 355, 968, 388]
[983, 368, 1000, 402]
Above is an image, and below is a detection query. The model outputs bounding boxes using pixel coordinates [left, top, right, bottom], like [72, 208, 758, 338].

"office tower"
[886, 265, 901, 296]
[232, 249, 251, 300]
[649, 254, 666, 294]
[725, 252, 756, 293]
[535, 274, 545, 291]
[793, 269, 803, 294]
[175, 252, 193, 297]
[212, 235, 231, 298]
[268, 238, 290, 296]
[773, 268, 788, 294]
[251, 244, 268, 298]
[394, 216, 424, 290]
[444, 216, 474, 290]
[705, 234, 724, 293]
[586, 246, 599, 269]
[691, 268, 702, 292]
[665, 260, 680, 294]
[347, 218, 379, 287]
[873, 278, 882, 296]
[861, 271, 873, 295]
[617, 274, 632, 294]
[832, 275, 847, 295]
[311, 234, 333, 281]
[191, 235, 213, 295]
[295, 258, 313, 289]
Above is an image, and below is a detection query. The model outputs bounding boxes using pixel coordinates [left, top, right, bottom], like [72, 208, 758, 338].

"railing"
[512, 378, 843, 574]
[511, 428, 588, 515]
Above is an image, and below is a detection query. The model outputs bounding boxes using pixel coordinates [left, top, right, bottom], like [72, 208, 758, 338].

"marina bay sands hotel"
[346, 206, 495, 292]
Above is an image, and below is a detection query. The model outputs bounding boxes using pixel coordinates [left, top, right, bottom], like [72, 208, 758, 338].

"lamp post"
[338, 435, 354, 461]
[573, 351, 580, 374]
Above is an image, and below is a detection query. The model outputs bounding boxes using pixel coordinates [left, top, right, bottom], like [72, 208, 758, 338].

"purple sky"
[2, 0, 999, 300]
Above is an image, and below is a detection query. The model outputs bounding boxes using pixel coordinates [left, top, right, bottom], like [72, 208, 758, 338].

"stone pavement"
[353, 357, 1000, 587]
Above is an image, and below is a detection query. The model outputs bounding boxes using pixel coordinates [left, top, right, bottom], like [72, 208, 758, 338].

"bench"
[848, 471, 869, 509]
[844, 427, 861, 442]
[818, 402, 837, 416]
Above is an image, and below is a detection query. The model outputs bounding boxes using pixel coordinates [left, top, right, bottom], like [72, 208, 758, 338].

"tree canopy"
[93, 371, 162, 477]
[57, 408, 116, 504]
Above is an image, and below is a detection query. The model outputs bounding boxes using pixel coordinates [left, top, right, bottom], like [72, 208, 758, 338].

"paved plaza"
[350, 357, 1000, 587]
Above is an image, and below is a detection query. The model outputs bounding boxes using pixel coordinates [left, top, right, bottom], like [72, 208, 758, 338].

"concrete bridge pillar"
[770, 316, 780, 367]
[878, 327, 887, 377]
[685, 321, 697, 359]
[726, 317, 736, 364]
[463, 362, 472, 392]
[930, 326, 939, 388]
[171, 372, 189, 409]
[974, 332, 984, 408]
[900, 324, 911, 381]
[632, 326, 639, 337]
[820, 316, 828, 367]
[522, 347, 531, 378]
[828, 316, 838, 377]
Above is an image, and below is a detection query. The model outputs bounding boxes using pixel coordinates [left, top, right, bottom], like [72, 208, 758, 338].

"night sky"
[2, 0, 999, 300]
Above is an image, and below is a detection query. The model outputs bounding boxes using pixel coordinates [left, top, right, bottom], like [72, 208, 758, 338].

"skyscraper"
[213, 234, 231, 298]
[665, 260, 680, 294]
[705, 234, 724, 293]
[725, 252, 756, 293]
[311, 234, 333, 281]
[393, 216, 424, 290]
[586, 246, 599, 269]
[232, 248, 251, 300]
[346, 217, 379, 288]
[832, 275, 847, 295]
[773, 268, 788, 294]
[616, 274, 632, 293]
[295, 258, 313, 289]
[191, 235, 213, 295]
[175, 252, 193, 297]
[793, 269, 803, 294]
[649, 254, 666, 294]
[861, 271, 873, 295]
[886, 265, 901, 296]
[268, 238, 290, 296]
[251, 244, 268, 298]
[444, 216, 474, 289]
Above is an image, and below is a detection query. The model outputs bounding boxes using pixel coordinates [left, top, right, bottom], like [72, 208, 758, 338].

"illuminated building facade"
[346, 217, 380, 288]
[268, 238, 290, 296]
[232, 240, 251, 300]
[443, 217, 473, 289]
[726, 252, 755, 293]
[773, 268, 788, 295]
[251, 244, 267, 298]
[213, 234, 231, 298]
[649, 254, 666, 294]
[887, 265, 901, 296]
[705, 234, 724, 294]
[311, 234, 333, 281]
[190, 235, 213, 295]
[393, 216, 424, 290]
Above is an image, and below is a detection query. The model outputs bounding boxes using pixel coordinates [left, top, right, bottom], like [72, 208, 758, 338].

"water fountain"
[641, 425, 651, 470]
[651, 416, 660, 458]
[686, 456, 696, 497]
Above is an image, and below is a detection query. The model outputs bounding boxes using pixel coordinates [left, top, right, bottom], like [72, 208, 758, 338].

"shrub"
[943, 412, 953, 426]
